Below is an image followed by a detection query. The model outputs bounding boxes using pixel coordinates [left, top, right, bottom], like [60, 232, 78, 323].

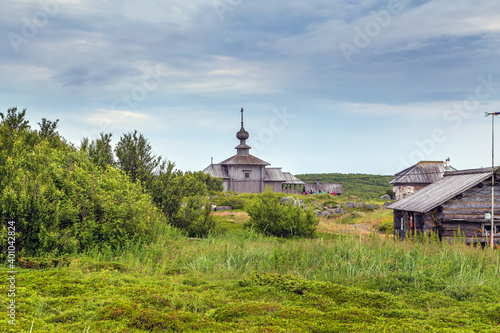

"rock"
[335, 204, 341, 208]
[280, 196, 294, 205]
[345, 202, 356, 209]
[335, 208, 345, 215]
[293, 199, 304, 207]
[356, 203, 365, 208]
[316, 209, 328, 217]
[313, 203, 324, 210]
[379, 194, 391, 200]
[383, 201, 393, 208]
[214, 206, 232, 211]
[366, 204, 377, 210]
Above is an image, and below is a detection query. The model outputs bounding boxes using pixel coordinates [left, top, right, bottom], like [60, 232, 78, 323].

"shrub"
[0, 125, 167, 257]
[244, 190, 319, 238]
[170, 197, 216, 237]
[378, 219, 394, 233]
[213, 194, 246, 210]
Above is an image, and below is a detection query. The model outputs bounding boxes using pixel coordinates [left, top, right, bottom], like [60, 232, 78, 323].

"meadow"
[3, 202, 500, 332]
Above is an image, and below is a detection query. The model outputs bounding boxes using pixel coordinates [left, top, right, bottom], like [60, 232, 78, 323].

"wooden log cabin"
[388, 167, 500, 244]
[390, 160, 455, 201]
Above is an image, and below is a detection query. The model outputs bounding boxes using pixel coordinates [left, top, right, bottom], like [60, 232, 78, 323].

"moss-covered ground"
[3, 207, 500, 332]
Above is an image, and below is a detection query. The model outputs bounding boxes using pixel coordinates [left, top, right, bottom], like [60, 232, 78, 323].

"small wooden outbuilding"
[304, 178, 343, 195]
[388, 167, 500, 244]
[390, 160, 455, 201]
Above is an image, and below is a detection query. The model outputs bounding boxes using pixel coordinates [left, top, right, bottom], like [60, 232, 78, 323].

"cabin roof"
[388, 167, 497, 213]
[282, 172, 305, 184]
[389, 161, 455, 185]
[218, 154, 271, 166]
[304, 183, 344, 194]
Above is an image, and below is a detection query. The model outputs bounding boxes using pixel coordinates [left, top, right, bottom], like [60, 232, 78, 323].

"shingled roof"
[218, 154, 270, 166]
[388, 167, 497, 213]
[203, 164, 229, 179]
[390, 161, 455, 185]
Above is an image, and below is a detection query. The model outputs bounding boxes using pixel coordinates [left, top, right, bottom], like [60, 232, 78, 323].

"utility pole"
[485, 112, 499, 248]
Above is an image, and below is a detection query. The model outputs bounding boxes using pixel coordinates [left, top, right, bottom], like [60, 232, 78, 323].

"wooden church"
[203, 108, 305, 194]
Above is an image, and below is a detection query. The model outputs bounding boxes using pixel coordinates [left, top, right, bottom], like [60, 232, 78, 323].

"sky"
[2, 0, 500, 175]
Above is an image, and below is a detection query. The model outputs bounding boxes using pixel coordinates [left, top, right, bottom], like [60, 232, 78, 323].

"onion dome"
[236, 107, 249, 141]
[236, 126, 249, 141]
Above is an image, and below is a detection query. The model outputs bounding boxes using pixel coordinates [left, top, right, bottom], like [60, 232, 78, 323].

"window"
[483, 224, 500, 236]
[245, 173, 250, 179]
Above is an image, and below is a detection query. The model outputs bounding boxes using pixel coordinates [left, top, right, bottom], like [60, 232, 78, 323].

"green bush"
[244, 190, 319, 238]
[0, 110, 182, 258]
[0, 128, 167, 257]
[378, 220, 394, 233]
[213, 193, 247, 210]
[170, 197, 216, 237]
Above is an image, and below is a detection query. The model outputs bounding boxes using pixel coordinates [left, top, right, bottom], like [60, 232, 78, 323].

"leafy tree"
[0, 124, 170, 257]
[115, 130, 160, 186]
[244, 189, 319, 238]
[149, 159, 185, 218]
[184, 171, 224, 195]
[81, 133, 114, 169]
[0, 107, 29, 135]
[37, 118, 59, 138]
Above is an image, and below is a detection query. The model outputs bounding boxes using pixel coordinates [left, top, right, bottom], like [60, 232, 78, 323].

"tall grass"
[57, 225, 500, 296]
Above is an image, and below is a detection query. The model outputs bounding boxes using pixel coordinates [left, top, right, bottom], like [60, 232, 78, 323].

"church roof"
[203, 164, 229, 178]
[219, 154, 271, 166]
[264, 168, 286, 182]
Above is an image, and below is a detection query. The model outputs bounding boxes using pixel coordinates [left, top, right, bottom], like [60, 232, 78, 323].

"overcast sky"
[2, 0, 500, 175]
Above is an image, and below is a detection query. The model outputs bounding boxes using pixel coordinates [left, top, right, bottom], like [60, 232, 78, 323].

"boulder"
[379, 194, 391, 200]
[335, 208, 345, 215]
[345, 202, 356, 209]
[313, 203, 324, 210]
[366, 204, 377, 210]
[214, 206, 232, 211]
[280, 196, 294, 205]
[326, 209, 335, 215]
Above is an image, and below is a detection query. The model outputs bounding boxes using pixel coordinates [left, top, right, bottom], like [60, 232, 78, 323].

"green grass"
[3, 223, 500, 332]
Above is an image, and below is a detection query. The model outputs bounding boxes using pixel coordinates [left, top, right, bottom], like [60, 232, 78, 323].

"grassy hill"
[295, 173, 394, 199]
